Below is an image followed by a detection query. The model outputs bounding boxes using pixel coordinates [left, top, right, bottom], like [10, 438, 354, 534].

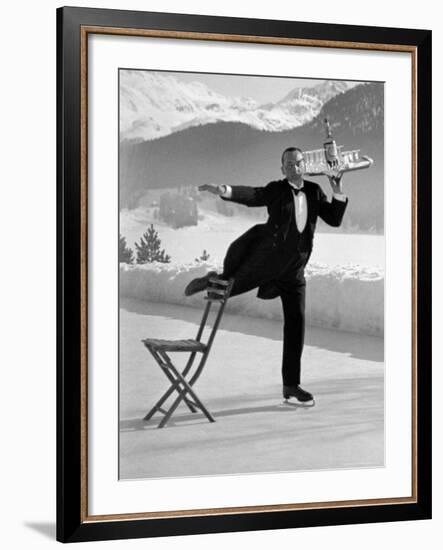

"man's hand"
[327, 172, 344, 194]
[198, 184, 225, 195]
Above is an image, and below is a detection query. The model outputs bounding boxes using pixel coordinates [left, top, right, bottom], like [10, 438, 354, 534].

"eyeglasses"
[284, 159, 305, 168]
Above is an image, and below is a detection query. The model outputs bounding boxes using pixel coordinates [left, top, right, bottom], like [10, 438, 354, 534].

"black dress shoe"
[184, 271, 218, 296]
[283, 385, 314, 402]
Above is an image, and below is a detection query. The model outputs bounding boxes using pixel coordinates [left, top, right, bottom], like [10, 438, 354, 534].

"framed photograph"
[57, 6, 432, 543]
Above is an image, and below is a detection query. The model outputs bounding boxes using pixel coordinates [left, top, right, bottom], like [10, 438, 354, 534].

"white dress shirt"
[220, 183, 347, 234]
[288, 182, 308, 233]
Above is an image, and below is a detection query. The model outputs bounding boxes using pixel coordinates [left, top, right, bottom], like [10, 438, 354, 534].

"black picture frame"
[57, 6, 432, 543]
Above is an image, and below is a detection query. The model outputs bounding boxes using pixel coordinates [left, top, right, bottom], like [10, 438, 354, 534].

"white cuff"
[333, 193, 347, 202]
[220, 185, 232, 199]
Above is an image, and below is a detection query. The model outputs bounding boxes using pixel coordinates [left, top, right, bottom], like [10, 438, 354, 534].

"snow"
[121, 206, 385, 268]
[120, 261, 384, 336]
[120, 71, 356, 142]
[121, 205, 384, 336]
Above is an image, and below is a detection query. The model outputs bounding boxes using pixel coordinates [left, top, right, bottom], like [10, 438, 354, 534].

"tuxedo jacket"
[222, 178, 348, 299]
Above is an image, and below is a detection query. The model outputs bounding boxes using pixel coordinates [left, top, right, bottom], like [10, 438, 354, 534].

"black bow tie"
[290, 186, 303, 195]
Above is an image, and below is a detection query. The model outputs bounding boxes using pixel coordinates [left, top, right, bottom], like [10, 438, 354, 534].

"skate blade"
[283, 398, 315, 408]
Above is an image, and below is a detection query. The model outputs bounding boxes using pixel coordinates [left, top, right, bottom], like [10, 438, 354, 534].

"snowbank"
[120, 262, 384, 337]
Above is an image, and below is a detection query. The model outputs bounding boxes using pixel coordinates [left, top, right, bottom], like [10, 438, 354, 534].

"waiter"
[185, 147, 348, 404]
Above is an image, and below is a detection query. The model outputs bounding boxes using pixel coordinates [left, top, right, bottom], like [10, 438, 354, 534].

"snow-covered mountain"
[120, 70, 356, 142]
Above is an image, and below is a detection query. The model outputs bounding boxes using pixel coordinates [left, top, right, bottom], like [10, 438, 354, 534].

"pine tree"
[135, 224, 171, 264]
[119, 234, 134, 264]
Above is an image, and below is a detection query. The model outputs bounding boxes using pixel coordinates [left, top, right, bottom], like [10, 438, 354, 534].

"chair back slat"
[195, 300, 212, 342]
[196, 277, 234, 353]
[204, 287, 226, 297]
[208, 277, 229, 287]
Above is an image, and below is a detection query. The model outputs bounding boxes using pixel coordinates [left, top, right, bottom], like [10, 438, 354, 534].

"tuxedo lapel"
[281, 181, 294, 240]
[301, 181, 313, 221]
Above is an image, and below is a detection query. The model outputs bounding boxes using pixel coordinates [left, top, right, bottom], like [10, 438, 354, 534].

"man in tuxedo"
[185, 147, 348, 404]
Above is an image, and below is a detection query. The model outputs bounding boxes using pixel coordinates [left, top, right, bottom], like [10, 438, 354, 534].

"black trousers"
[221, 226, 307, 387]
[278, 282, 306, 386]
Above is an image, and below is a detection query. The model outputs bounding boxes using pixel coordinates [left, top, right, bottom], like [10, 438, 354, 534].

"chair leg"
[143, 348, 214, 428]
[179, 379, 215, 424]
[161, 359, 215, 427]
[157, 390, 186, 428]
[143, 349, 197, 422]
[143, 379, 196, 421]
[158, 381, 215, 428]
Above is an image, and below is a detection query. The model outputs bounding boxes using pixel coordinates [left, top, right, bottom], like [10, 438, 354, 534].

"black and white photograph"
[118, 69, 384, 480]
[1, 0, 436, 547]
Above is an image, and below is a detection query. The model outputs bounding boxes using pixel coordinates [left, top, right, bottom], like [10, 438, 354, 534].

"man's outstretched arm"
[198, 183, 275, 207]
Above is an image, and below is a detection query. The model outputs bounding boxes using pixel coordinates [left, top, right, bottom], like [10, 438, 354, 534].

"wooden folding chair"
[141, 276, 234, 428]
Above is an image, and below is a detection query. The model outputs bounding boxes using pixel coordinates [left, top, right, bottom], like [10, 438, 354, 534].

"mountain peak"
[120, 70, 357, 143]
[278, 80, 353, 104]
